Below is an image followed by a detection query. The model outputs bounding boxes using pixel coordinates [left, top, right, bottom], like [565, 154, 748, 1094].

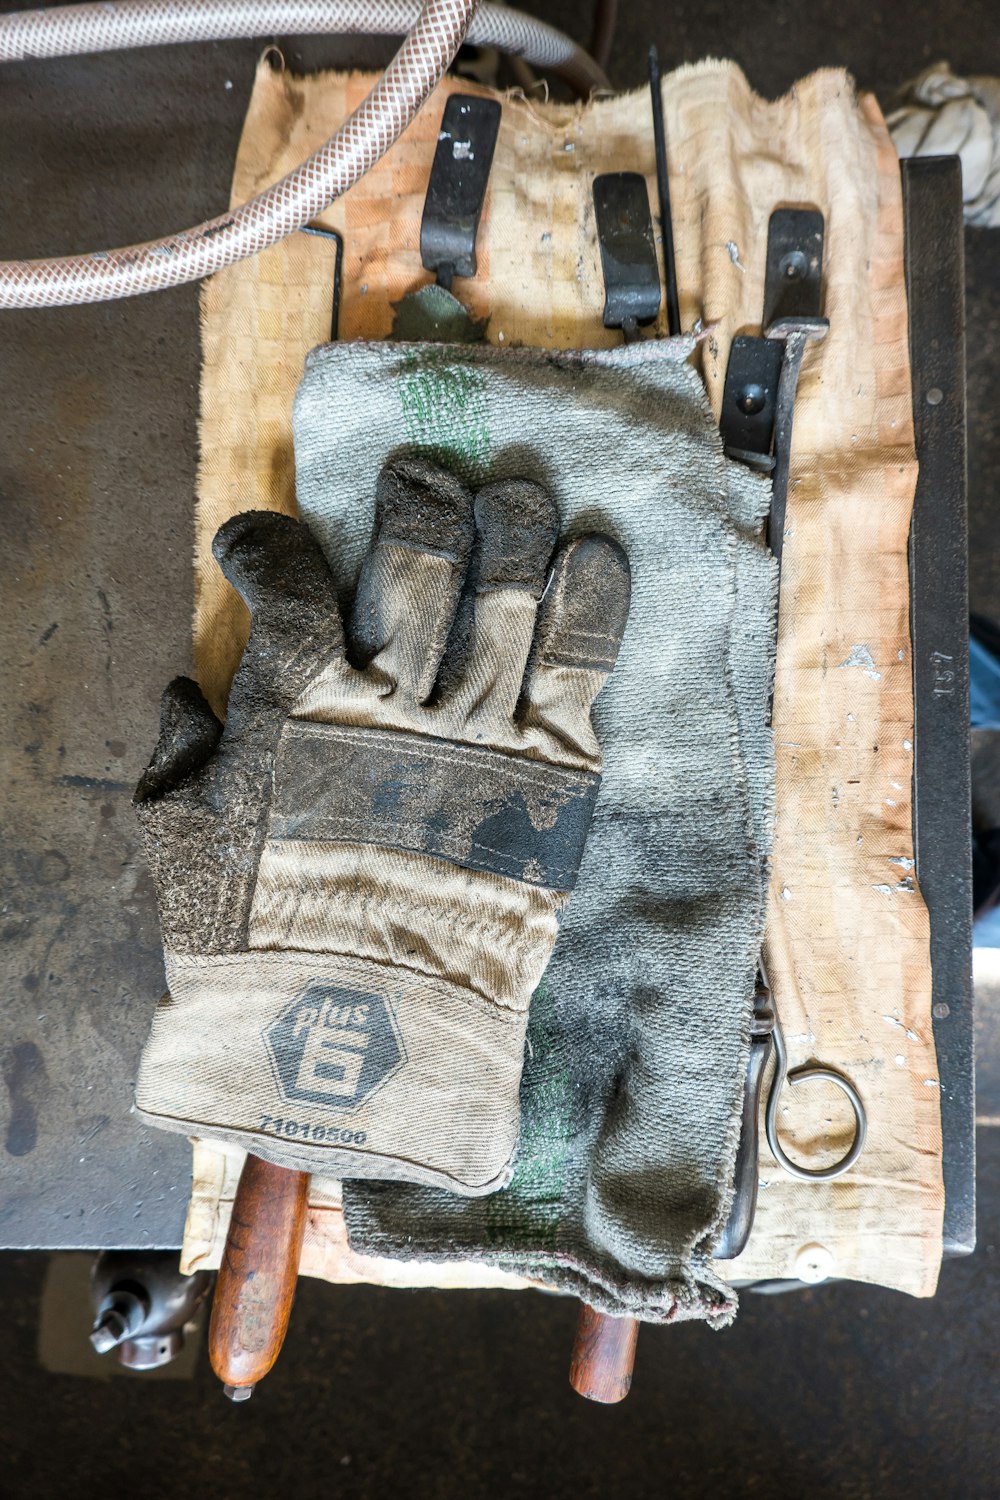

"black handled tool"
[593, 172, 661, 343]
[421, 94, 502, 291]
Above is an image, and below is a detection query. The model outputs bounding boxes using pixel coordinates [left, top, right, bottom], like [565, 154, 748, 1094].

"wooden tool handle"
[569, 1305, 638, 1404]
[208, 1154, 309, 1399]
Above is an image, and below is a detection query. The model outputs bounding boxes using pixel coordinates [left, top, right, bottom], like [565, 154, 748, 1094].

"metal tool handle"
[715, 981, 775, 1260]
[208, 1154, 310, 1400]
[569, 1305, 638, 1404]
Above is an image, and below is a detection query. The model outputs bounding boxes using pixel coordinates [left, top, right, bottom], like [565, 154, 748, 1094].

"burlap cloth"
[182, 58, 942, 1298]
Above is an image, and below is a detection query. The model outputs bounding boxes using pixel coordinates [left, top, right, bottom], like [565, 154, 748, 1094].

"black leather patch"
[270, 723, 599, 891]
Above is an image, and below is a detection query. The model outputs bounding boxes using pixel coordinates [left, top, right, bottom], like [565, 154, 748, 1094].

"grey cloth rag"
[292, 337, 777, 1326]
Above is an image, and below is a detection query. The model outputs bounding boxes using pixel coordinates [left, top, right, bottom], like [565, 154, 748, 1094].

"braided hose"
[0, 0, 603, 92]
[0, 1, 605, 309]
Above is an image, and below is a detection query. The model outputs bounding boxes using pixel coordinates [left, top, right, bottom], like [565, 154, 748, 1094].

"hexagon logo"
[264, 984, 406, 1112]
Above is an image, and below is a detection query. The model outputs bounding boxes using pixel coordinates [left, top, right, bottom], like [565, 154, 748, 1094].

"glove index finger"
[213, 510, 344, 647]
[213, 510, 346, 723]
[350, 457, 474, 703]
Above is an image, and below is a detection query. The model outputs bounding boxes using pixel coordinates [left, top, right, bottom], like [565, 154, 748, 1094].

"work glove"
[134, 458, 630, 1194]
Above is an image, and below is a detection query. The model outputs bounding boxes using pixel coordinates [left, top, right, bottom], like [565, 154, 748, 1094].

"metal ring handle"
[765, 1015, 867, 1182]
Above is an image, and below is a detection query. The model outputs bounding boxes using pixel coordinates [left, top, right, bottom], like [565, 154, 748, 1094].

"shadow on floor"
[1, 1127, 996, 1500]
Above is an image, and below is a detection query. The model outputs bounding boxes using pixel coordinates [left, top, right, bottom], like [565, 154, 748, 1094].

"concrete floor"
[0, 2, 998, 1496]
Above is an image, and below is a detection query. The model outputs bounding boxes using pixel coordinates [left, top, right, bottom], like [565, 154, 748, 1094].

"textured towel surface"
[292, 338, 775, 1323]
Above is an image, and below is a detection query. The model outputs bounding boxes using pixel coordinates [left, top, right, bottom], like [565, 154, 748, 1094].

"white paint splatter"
[452, 140, 474, 161]
[891, 856, 915, 871]
[903, 739, 913, 752]
[924, 1079, 939, 1088]
[872, 883, 893, 895]
[726, 241, 746, 271]
[895, 1054, 906, 1066]
[780, 887, 792, 902]
[837, 644, 882, 681]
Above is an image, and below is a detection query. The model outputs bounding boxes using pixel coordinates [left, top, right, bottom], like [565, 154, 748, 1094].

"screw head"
[224, 1384, 254, 1403]
[736, 382, 766, 416]
[90, 1309, 129, 1354]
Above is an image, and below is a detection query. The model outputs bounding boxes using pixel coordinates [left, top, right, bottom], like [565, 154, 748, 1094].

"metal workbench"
[0, 65, 972, 1255]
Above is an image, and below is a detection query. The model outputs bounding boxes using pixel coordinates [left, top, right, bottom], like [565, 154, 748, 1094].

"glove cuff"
[135, 950, 528, 1195]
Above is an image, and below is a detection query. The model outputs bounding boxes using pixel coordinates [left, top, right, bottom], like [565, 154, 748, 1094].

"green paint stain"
[398, 350, 491, 479]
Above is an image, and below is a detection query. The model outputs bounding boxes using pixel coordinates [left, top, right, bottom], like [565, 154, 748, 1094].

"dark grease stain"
[36, 850, 70, 885]
[371, 777, 406, 817]
[58, 775, 128, 793]
[2, 1042, 48, 1156]
[39, 622, 59, 645]
[99, 803, 116, 820]
[469, 786, 595, 889]
[106, 739, 127, 758]
[199, 216, 235, 241]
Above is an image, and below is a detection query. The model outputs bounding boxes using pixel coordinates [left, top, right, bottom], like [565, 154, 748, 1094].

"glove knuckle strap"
[271, 722, 599, 891]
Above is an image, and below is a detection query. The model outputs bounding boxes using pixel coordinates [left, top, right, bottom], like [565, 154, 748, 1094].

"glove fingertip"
[376, 457, 475, 562]
[135, 676, 222, 804]
[212, 510, 300, 595]
[212, 511, 343, 659]
[537, 533, 632, 673]
[473, 479, 560, 595]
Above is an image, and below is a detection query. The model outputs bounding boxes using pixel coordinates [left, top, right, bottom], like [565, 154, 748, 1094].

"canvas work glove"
[134, 457, 630, 1194]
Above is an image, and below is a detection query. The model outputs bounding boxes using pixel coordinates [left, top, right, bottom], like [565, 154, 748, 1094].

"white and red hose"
[0, 1, 604, 308]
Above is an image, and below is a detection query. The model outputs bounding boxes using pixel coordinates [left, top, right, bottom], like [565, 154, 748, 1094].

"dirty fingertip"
[376, 457, 474, 561]
[474, 479, 559, 595]
[537, 535, 631, 671]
